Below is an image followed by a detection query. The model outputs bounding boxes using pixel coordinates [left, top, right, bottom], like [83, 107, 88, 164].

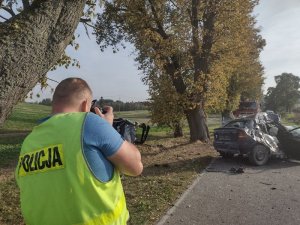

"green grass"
[1, 103, 51, 132]
[0, 103, 51, 224]
[0, 136, 25, 169]
[0, 177, 23, 225]
[115, 110, 151, 124]
[281, 113, 300, 126]
[0, 102, 217, 225]
[0, 137, 24, 225]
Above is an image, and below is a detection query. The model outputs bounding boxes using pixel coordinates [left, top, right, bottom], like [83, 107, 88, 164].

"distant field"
[281, 113, 300, 126]
[0, 103, 51, 133]
[115, 110, 151, 124]
[1, 102, 222, 132]
[0, 103, 151, 132]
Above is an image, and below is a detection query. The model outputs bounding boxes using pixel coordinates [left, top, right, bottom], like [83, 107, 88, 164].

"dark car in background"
[213, 113, 300, 166]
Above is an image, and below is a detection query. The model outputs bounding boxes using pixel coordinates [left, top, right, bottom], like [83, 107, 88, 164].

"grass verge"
[0, 103, 217, 224]
[0, 136, 24, 225]
[0, 136, 216, 225]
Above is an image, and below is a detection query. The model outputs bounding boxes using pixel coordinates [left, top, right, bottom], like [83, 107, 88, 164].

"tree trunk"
[183, 1, 216, 143]
[0, 0, 85, 125]
[185, 105, 210, 142]
[173, 121, 183, 138]
[221, 110, 235, 126]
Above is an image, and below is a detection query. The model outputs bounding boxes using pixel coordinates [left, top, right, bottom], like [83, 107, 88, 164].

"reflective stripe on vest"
[15, 112, 129, 225]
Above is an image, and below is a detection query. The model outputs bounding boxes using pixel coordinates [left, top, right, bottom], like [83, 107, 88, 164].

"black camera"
[89, 100, 150, 144]
[90, 100, 107, 114]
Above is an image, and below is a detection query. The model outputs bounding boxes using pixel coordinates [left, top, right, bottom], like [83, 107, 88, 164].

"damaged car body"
[213, 113, 300, 166]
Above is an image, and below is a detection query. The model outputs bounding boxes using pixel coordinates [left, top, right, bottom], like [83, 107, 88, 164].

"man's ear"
[80, 99, 90, 112]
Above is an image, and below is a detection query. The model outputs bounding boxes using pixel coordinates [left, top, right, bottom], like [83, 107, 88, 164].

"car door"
[284, 127, 300, 159]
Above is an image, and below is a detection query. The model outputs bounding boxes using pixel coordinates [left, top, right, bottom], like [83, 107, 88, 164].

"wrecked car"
[213, 113, 300, 166]
[277, 125, 300, 159]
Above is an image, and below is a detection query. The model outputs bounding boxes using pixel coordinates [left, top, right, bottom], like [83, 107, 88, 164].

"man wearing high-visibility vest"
[15, 77, 143, 225]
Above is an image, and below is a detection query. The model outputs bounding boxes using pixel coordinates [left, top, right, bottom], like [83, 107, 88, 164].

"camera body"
[90, 100, 107, 114]
[89, 100, 150, 144]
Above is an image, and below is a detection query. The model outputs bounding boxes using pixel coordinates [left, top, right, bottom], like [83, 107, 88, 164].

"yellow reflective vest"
[15, 113, 129, 225]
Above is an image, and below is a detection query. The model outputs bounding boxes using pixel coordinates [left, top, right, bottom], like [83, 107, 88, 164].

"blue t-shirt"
[82, 113, 124, 182]
[40, 113, 124, 182]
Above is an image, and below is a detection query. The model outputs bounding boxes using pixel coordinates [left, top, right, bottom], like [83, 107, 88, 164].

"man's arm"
[108, 141, 143, 176]
[95, 105, 143, 176]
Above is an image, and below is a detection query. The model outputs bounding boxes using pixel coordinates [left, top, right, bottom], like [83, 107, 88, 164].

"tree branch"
[80, 17, 100, 38]
[0, 14, 8, 21]
[80, 18, 98, 30]
[80, 17, 91, 23]
[147, 0, 169, 39]
[1, 6, 16, 17]
[22, 0, 30, 10]
[47, 78, 59, 83]
[169, 0, 180, 10]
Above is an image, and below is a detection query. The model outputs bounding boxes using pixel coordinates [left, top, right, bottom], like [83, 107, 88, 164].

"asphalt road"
[157, 156, 300, 225]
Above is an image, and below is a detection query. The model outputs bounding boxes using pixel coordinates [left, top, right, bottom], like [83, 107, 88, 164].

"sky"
[29, 0, 300, 102]
[255, 0, 300, 90]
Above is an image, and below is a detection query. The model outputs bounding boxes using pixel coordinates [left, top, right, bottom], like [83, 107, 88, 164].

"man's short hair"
[52, 77, 92, 106]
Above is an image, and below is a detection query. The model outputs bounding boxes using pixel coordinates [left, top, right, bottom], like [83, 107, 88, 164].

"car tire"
[249, 145, 269, 166]
[220, 152, 234, 158]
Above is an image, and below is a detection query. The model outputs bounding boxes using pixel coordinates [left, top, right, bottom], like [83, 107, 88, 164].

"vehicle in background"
[266, 110, 281, 123]
[213, 112, 300, 166]
[233, 101, 260, 118]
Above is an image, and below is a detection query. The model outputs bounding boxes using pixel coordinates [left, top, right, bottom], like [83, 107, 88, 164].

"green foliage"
[264, 73, 300, 113]
[147, 70, 185, 129]
[95, 0, 264, 137]
[39, 98, 52, 106]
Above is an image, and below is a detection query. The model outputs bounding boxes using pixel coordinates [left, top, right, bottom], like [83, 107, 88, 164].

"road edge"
[156, 157, 217, 225]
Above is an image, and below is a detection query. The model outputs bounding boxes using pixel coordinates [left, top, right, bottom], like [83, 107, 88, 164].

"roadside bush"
[39, 98, 52, 106]
[292, 108, 300, 123]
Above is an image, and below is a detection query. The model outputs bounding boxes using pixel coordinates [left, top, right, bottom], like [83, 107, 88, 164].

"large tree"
[95, 0, 263, 142]
[220, 26, 265, 119]
[0, 0, 93, 125]
[265, 73, 300, 113]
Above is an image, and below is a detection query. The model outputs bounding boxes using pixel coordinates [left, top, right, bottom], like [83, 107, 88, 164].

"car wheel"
[220, 152, 234, 158]
[249, 145, 269, 166]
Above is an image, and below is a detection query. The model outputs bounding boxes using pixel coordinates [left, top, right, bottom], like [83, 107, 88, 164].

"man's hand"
[94, 106, 114, 125]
